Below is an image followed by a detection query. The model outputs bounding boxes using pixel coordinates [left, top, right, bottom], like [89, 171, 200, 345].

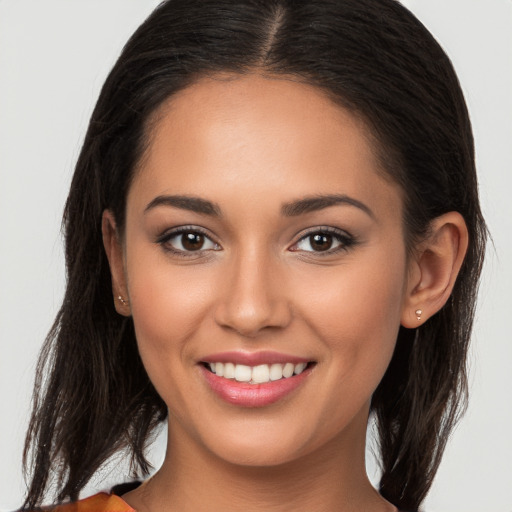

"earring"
[415, 309, 422, 321]
[117, 295, 129, 306]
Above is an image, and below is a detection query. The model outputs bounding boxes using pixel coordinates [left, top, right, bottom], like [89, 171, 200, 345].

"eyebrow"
[144, 193, 374, 219]
[144, 195, 221, 216]
[281, 194, 375, 219]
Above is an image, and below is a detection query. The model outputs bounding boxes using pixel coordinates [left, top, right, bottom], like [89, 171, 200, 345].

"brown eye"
[309, 234, 333, 251]
[181, 232, 205, 251]
[291, 229, 354, 255]
[159, 228, 219, 254]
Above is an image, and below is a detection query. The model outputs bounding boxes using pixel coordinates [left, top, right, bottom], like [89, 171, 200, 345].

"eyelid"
[289, 226, 357, 254]
[155, 225, 221, 256]
[155, 224, 356, 258]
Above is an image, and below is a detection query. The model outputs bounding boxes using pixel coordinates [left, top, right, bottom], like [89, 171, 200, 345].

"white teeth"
[207, 361, 310, 384]
[282, 362, 294, 378]
[224, 362, 235, 379]
[269, 363, 283, 381]
[252, 364, 270, 384]
[234, 364, 252, 382]
[294, 362, 307, 375]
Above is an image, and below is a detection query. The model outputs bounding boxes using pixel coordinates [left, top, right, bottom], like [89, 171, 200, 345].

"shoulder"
[46, 492, 135, 512]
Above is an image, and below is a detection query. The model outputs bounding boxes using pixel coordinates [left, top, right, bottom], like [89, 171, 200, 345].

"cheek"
[124, 247, 217, 393]
[291, 253, 406, 441]
[130, 267, 211, 343]
[299, 250, 406, 384]
[319, 266, 403, 340]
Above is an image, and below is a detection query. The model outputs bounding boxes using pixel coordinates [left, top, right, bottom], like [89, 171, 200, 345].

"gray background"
[1, 1, 511, 510]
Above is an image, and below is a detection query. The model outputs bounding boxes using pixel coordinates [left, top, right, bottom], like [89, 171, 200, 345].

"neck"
[125, 412, 396, 512]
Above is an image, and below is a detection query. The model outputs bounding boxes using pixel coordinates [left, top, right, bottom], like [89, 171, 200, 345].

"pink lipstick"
[198, 351, 314, 408]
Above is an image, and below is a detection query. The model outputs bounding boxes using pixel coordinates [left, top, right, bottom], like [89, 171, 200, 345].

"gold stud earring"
[415, 309, 422, 321]
[117, 295, 129, 306]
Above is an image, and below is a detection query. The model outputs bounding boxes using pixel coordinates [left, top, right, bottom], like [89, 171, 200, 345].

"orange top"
[50, 492, 135, 512]
[46, 491, 414, 511]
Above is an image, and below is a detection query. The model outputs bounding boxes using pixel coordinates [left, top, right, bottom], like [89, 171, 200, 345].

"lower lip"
[200, 365, 311, 408]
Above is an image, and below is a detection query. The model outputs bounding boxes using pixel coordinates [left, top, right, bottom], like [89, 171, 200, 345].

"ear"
[102, 209, 131, 316]
[401, 212, 468, 328]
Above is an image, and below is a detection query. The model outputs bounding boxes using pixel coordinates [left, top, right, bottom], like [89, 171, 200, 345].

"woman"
[20, 0, 487, 511]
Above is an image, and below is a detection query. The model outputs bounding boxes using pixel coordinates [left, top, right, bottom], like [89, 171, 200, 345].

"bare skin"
[102, 73, 468, 512]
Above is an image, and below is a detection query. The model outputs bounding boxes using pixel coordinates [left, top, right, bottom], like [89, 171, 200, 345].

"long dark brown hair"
[22, 0, 487, 510]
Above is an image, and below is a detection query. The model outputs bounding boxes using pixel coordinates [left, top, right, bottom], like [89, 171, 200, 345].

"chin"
[208, 436, 309, 468]
[192, 410, 355, 469]
[179, 413, 311, 467]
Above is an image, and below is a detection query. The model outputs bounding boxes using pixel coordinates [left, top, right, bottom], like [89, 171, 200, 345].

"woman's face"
[117, 74, 412, 466]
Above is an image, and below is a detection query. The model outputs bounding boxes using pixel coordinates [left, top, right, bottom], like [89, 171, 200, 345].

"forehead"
[129, 73, 402, 219]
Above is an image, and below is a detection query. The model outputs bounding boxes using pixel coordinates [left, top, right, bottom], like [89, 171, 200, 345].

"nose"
[213, 247, 292, 337]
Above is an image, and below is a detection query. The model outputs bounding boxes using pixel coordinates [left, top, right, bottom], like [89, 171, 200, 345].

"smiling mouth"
[202, 361, 316, 385]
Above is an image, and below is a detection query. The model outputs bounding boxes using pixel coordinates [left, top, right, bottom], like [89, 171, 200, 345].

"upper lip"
[200, 350, 312, 366]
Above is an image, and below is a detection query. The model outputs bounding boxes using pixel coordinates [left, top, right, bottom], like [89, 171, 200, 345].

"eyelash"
[290, 226, 357, 256]
[155, 226, 357, 258]
[156, 226, 220, 258]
